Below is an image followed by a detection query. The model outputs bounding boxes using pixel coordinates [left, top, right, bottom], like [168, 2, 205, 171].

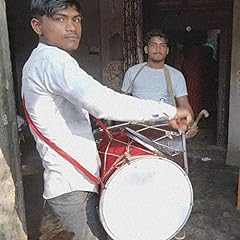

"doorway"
[142, 0, 233, 147]
[167, 29, 220, 146]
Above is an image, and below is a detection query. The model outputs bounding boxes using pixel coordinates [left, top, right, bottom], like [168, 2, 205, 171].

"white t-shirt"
[121, 63, 188, 105]
[22, 44, 177, 199]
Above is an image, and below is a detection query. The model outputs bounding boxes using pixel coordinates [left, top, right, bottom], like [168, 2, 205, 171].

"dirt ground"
[20, 115, 240, 240]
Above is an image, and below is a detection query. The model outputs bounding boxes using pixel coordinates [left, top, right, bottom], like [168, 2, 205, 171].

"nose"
[155, 44, 161, 50]
[65, 19, 75, 32]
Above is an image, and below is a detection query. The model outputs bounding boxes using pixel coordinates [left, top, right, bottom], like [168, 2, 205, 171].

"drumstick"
[191, 109, 209, 129]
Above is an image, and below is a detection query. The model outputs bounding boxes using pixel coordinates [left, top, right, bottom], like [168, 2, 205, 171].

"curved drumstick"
[191, 109, 210, 128]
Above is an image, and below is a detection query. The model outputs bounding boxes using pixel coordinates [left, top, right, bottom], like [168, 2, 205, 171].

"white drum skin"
[99, 156, 193, 240]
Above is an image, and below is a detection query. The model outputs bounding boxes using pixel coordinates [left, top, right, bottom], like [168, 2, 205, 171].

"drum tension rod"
[124, 152, 132, 165]
[100, 180, 106, 190]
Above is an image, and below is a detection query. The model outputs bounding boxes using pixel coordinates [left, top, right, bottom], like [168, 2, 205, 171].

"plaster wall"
[226, 0, 240, 166]
[99, 0, 124, 91]
[73, 0, 102, 81]
[0, 0, 27, 239]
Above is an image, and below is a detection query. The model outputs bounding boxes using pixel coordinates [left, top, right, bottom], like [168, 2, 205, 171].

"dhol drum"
[97, 128, 193, 240]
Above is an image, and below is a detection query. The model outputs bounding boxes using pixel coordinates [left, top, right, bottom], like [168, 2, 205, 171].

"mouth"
[65, 35, 80, 40]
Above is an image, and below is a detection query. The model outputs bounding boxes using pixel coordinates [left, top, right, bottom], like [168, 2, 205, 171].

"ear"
[144, 46, 148, 54]
[31, 18, 43, 36]
[166, 47, 169, 55]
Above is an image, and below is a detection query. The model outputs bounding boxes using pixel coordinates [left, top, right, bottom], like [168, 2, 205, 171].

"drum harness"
[22, 97, 105, 187]
[125, 63, 176, 107]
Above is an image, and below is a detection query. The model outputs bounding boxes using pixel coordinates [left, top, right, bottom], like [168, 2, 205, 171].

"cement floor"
[21, 115, 240, 240]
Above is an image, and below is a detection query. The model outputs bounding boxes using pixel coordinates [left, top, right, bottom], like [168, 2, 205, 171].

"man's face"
[144, 36, 169, 63]
[31, 5, 82, 53]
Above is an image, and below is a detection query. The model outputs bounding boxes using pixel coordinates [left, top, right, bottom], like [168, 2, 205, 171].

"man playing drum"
[122, 29, 196, 239]
[122, 30, 198, 157]
[22, 2, 192, 240]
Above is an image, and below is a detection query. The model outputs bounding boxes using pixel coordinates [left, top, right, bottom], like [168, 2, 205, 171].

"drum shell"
[97, 131, 154, 183]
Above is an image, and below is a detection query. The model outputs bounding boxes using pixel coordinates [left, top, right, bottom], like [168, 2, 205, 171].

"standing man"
[22, 2, 192, 240]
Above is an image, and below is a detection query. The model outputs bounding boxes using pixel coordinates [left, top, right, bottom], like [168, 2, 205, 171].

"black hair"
[144, 29, 169, 47]
[31, 0, 82, 18]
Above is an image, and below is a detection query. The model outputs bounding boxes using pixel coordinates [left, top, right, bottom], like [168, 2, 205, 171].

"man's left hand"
[186, 126, 198, 139]
[168, 108, 193, 131]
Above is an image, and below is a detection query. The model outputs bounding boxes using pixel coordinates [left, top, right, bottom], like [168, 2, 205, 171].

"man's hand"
[186, 126, 198, 139]
[168, 108, 193, 131]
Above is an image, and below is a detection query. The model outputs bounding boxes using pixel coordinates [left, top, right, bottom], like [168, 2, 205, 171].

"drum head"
[99, 156, 193, 240]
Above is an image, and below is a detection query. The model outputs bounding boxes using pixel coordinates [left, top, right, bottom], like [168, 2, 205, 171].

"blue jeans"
[47, 191, 108, 240]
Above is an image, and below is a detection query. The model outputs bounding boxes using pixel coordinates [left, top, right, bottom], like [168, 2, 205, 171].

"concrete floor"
[185, 147, 240, 240]
[21, 115, 240, 240]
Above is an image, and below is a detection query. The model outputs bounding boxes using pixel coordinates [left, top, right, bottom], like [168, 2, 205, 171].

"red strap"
[95, 118, 112, 138]
[22, 97, 101, 185]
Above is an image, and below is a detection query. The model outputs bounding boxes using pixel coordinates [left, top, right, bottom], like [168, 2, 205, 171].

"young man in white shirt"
[22, 2, 192, 239]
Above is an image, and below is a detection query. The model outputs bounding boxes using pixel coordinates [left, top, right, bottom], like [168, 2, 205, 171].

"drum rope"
[102, 140, 112, 177]
[98, 138, 154, 158]
[134, 124, 181, 137]
[101, 154, 126, 182]
[99, 134, 156, 182]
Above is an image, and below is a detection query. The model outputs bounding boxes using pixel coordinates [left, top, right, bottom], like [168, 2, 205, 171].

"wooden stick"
[191, 109, 209, 129]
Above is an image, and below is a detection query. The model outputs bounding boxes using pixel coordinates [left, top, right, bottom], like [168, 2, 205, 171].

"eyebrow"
[149, 41, 167, 44]
[53, 13, 82, 18]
